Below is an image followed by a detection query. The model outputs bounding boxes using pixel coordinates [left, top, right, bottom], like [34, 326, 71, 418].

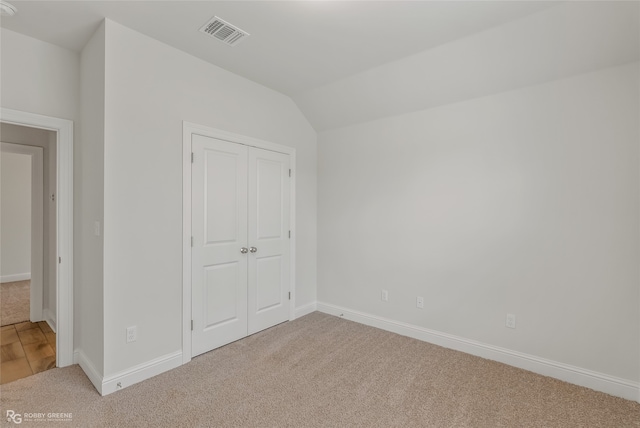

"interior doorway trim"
[182, 121, 296, 365]
[0, 142, 44, 321]
[1, 108, 74, 367]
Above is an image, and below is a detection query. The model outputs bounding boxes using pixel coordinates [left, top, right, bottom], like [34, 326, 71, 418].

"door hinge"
[288, 230, 291, 239]
[51, 193, 55, 202]
[191, 320, 194, 331]
[289, 169, 291, 177]
[58, 257, 62, 264]
[288, 292, 291, 300]
[191, 236, 194, 247]
[191, 152, 194, 163]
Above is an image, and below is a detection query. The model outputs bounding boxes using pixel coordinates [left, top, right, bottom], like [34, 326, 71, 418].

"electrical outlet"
[506, 314, 516, 329]
[417, 296, 424, 309]
[381, 290, 389, 302]
[126, 326, 137, 343]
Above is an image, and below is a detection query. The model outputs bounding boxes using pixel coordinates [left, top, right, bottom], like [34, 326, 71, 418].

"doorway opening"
[0, 108, 74, 383]
[1, 126, 56, 383]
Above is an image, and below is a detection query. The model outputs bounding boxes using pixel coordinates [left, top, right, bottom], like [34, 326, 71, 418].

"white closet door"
[192, 135, 248, 357]
[247, 147, 290, 335]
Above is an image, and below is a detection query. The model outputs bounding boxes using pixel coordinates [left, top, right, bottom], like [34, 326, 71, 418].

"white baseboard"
[74, 349, 183, 396]
[43, 308, 57, 333]
[75, 350, 103, 395]
[0, 273, 31, 283]
[295, 301, 317, 319]
[101, 351, 183, 396]
[317, 301, 640, 403]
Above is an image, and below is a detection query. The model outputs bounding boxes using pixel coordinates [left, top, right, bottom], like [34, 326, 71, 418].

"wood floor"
[0, 321, 56, 384]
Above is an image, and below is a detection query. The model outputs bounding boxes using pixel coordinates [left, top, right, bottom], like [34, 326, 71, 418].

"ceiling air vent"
[199, 16, 249, 47]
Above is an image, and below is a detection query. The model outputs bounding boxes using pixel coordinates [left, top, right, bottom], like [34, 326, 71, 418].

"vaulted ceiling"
[2, 1, 638, 131]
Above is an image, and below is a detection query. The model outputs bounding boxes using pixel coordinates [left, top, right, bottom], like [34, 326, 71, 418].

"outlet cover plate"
[126, 326, 137, 343]
[506, 314, 516, 329]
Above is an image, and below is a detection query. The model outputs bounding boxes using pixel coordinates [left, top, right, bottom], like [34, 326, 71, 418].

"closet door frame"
[181, 121, 296, 365]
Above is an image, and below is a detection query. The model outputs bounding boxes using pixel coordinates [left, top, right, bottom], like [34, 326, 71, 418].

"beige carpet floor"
[0, 281, 30, 327]
[0, 312, 638, 427]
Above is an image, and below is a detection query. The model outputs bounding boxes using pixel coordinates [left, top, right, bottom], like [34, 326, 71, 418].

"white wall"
[0, 152, 31, 280]
[0, 124, 57, 324]
[1, 27, 82, 341]
[102, 20, 317, 376]
[0, 29, 79, 123]
[318, 63, 639, 384]
[77, 22, 106, 375]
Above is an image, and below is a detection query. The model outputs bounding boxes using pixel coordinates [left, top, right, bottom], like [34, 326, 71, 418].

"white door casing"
[182, 122, 296, 365]
[0, 108, 74, 368]
[186, 124, 294, 359]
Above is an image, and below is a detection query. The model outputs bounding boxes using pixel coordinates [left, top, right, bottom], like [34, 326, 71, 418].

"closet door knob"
[249, 247, 258, 253]
[240, 247, 248, 254]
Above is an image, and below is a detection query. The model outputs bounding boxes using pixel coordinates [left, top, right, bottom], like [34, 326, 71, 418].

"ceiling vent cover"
[199, 16, 249, 46]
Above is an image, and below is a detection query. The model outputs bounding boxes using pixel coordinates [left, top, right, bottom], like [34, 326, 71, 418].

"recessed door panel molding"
[204, 262, 239, 328]
[256, 158, 284, 240]
[204, 150, 240, 245]
[255, 255, 283, 313]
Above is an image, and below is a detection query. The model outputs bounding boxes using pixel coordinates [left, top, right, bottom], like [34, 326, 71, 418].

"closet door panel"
[247, 148, 290, 334]
[192, 134, 248, 357]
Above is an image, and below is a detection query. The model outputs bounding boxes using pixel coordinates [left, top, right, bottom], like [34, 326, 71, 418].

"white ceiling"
[1, 1, 554, 97]
[2, 1, 637, 131]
